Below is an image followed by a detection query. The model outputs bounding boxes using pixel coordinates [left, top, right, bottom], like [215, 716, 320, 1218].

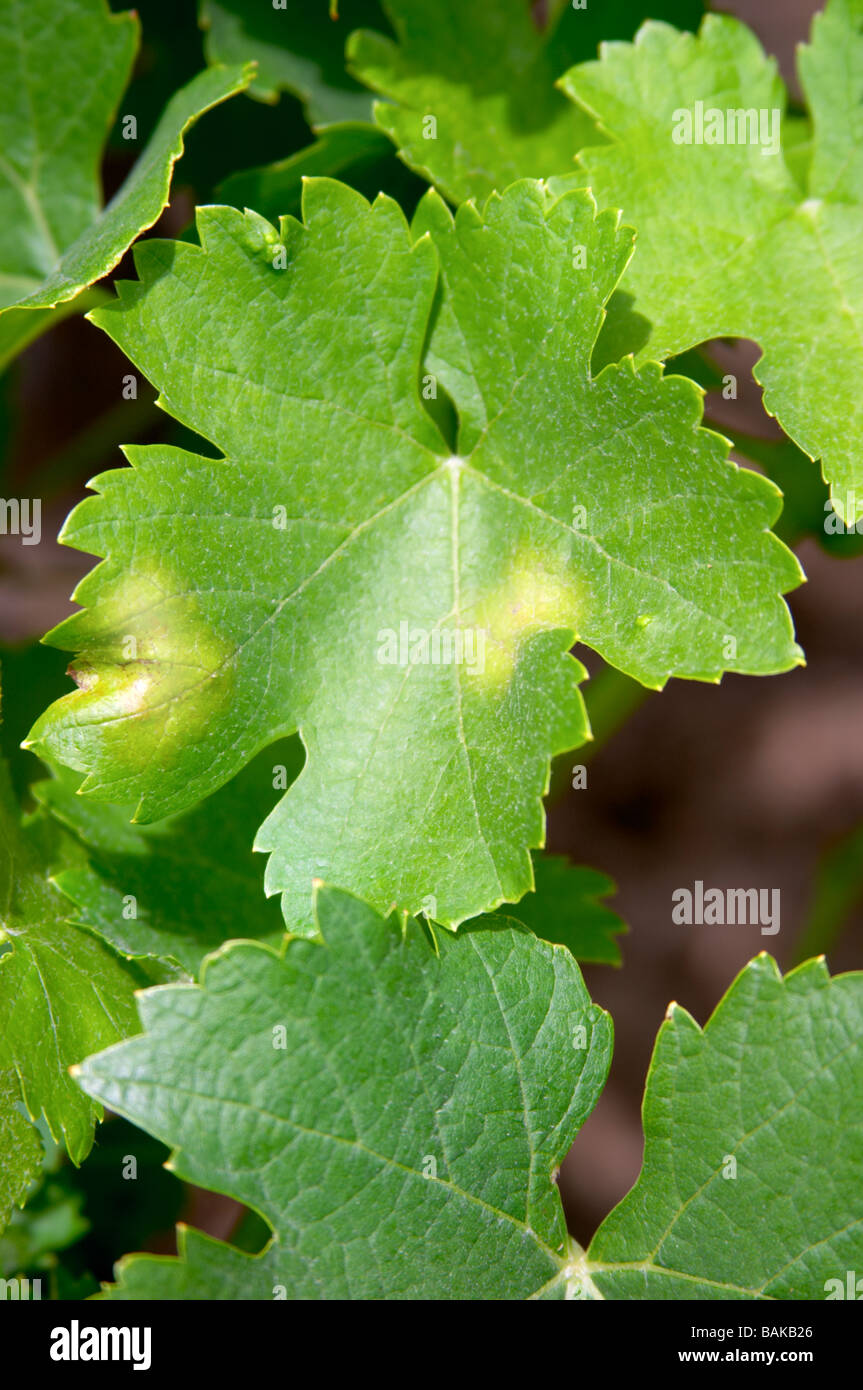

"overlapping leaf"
[0, 1129, 89, 1280]
[488, 854, 625, 966]
[27, 178, 801, 932]
[574, 956, 863, 1299]
[217, 121, 422, 225]
[75, 887, 613, 1300]
[0, 0, 250, 364]
[0, 762, 141, 1178]
[346, 0, 703, 204]
[35, 742, 302, 976]
[560, 4, 863, 523]
[40, 751, 621, 971]
[793, 822, 863, 965]
[0, 1069, 42, 1234]
[77, 943, 863, 1299]
[201, 0, 387, 122]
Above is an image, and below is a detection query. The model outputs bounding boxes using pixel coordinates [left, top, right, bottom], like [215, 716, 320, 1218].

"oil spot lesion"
[68, 659, 164, 716]
[30, 562, 236, 781]
[463, 546, 582, 690]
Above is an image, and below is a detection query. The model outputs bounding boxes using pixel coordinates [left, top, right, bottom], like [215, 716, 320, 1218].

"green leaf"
[414, 185, 801, 687]
[798, 0, 863, 205]
[0, 1169, 89, 1278]
[0, 0, 251, 358]
[0, 1070, 42, 1235]
[201, 0, 387, 123]
[489, 854, 626, 966]
[560, 5, 863, 524]
[217, 120, 423, 223]
[346, 0, 704, 205]
[726, 430, 863, 558]
[78, 938, 863, 1300]
[0, 643, 73, 801]
[0, 0, 137, 305]
[347, 0, 597, 204]
[75, 886, 613, 1300]
[34, 742, 303, 976]
[0, 762, 141, 1166]
[26, 179, 801, 932]
[791, 822, 863, 966]
[575, 955, 863, 1299]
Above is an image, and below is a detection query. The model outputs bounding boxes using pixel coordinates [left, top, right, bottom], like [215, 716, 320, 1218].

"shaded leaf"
[0, 763, 141, 1166]
[76, 886, 613, 1299]
[576, 956, 863, 1299]
[201, 0, 387, 122]
[489, 854, 625, 966]
[347, 0, 704, 204]
[36, 742, 303, 976]
[0, 1070, 42, 1235]
[217, 120, 424, 221]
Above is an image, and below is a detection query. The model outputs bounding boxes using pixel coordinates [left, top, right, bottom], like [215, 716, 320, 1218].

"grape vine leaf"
[0, 0, 251, 364]
[34, 741, 303, 977]
[77, 937, 863, 1300]
[573, 955, 863, 1300]
[75, 886, 613, 1300]
[0, 1069, 42, 1235]
[0, 761, 141, 1172]
[798, 0, 863, 205]
[559, 3, 863, 525]
[0, 643, 72, 800]
[792, 822, 863, 966]
[27, 178, 802, 932]
[724, 429, 863, 559]
[346, 0, 704, 205]
[0, 1135, 90, 1278]
[200, 0, 387, 123]
[488, 854, 625, 966]
[217, 121, 422, 225]
[346, 0, 599, 205]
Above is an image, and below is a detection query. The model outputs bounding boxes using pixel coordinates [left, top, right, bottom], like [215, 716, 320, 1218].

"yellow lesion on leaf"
[463, 548, 581, 690]
[30, 563, 235, 779]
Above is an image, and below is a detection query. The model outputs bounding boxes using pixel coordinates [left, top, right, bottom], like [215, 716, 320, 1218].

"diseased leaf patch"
[27, 178, 802, 933]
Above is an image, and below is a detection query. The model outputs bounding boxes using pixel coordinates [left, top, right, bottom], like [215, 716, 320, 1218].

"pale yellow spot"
[115, 673, 154, 714]
[464, 549, 580, 690]
[44, 561, 235, 778]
